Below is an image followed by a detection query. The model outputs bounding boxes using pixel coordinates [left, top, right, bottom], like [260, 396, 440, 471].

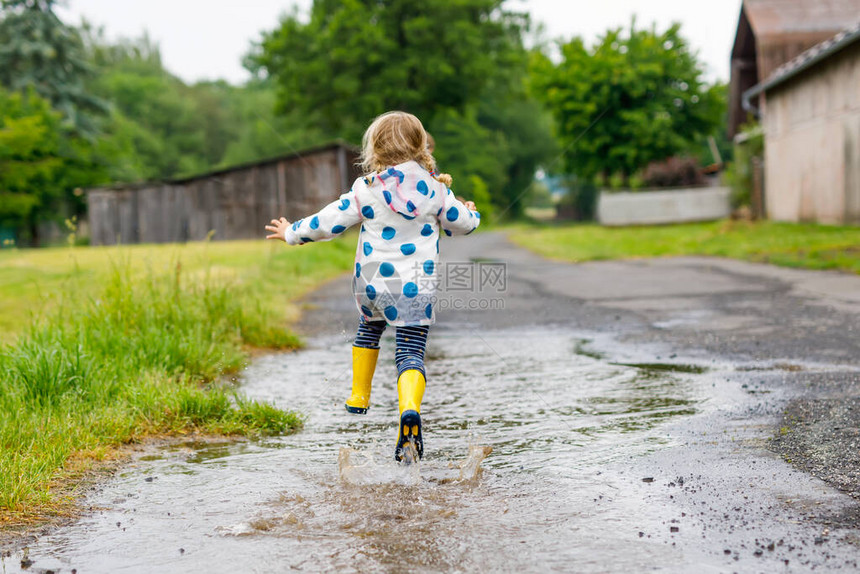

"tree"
[217, 79, 327, 167]
[248, 0, 528, 142]
[0, 88, 63, 241]
[475, 88, 557, 217]
[530, 20, 724, 183]
[0, 0, 107, 135]
[248, 0, 556, 218]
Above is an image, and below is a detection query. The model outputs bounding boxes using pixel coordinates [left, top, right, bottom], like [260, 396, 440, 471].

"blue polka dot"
[425, 304, 433, 319]
[417, 180, 429, 195]
[338, 198, 350, 210]
[444, 229, 452, 237]
[406, 201, 416, 212]
[382, 226, 396, 240]
[423, 260, 434, 275]
[403, 282, 418, 298]
[355, 262, 361, 277]
[301, 237, 314, 242]
[292, 219, 303, 231]
[363, 242, 373, 256]
[361, 305, 373, 317]
[430, 190, 435, 198]
[366, 285, 377, 300]
[383, 190, 392, 204]
[361, 224, 366, 232]
[437, 207, 443, 216]
[446, 207, 459, 222]
[475, 212, 481, 219]
[361, 206, 375, 219]
[436, 239, 440, 252]
[310, 216, 320, 229]
[379, 262, 395, 277]
[384, 306, 398, 321]
[400, 243, 416, 255]
[421, 223, 433, 236]
[332, 225, 346, 234]
[399, 212, 416, 220]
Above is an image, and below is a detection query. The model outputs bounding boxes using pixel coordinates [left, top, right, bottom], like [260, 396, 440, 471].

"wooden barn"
[86, 143, 361, 246]
[744, 24, 860, 225]
[729, 0, 859, 138]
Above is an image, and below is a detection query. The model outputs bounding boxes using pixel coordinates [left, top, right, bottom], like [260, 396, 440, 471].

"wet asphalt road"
[300, 230, 860, 570]
[4, 230, 860, 573]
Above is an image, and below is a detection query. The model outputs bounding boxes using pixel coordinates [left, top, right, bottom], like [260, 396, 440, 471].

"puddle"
[574, 338, 606, 360]
[611, 362, 709, 374]
[3, 328, 709, 573]
[736, 362, 805, 372]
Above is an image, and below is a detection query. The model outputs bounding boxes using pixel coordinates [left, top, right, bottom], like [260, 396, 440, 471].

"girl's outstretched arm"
[265, 189, 361, 245]
[437, 188, 480, 236]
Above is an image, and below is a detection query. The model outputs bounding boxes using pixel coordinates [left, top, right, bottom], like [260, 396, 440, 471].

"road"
[4, 231, 860, 573]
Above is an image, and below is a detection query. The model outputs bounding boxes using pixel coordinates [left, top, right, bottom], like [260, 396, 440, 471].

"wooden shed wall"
[763, 42, 860, 224]
[87, 146, 361, 245]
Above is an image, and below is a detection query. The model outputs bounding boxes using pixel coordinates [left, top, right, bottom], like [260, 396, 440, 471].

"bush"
[642, 156, 705, 188]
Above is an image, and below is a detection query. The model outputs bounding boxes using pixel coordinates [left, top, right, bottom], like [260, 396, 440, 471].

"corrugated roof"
[744, 0, 860, 38]
[744, 21, 860, 102]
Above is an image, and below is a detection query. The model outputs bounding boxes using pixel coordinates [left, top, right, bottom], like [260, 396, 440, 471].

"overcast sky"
[57, 0, 743, 84]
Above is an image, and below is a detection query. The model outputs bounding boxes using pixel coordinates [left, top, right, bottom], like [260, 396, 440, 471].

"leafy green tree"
[0, 0, 107, 134]
[248, 0, 528, 142]
[475, 90, 557, 217]
[81, 28, 287, 181]
[88, 68, 209, 178]
[0, 88, 62, 241]
[530, 20, 724, 183]
[249, 0, 555, 218]
[694, 81, 731, 165]
[217, 80, 327, 167]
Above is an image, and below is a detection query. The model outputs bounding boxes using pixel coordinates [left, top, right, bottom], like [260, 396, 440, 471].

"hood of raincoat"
[369, 161, 439, 219]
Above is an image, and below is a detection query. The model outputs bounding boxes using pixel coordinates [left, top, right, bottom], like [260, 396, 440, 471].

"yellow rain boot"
[395, 369, 426, 462]
[345, 346, 379, 414]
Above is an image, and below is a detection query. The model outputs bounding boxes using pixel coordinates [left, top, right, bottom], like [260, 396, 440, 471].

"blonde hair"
[425, 132, 453, 187]
[360, 111, 442, 180]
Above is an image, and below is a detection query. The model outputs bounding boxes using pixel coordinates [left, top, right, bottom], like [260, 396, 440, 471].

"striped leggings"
[354, 318, 429, 376]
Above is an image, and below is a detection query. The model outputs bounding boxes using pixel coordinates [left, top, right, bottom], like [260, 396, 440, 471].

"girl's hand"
[456, 196, 477, 211]
[265, 217, 291, 241]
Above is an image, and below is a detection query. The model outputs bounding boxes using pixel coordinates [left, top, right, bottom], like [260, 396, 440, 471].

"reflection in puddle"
[4, 328, 707, 573]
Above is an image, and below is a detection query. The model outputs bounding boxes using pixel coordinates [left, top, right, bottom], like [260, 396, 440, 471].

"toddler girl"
[265, 111, 480, 462]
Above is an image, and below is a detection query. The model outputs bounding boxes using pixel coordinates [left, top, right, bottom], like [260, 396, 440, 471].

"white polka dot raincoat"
[284, 160, 480, 326]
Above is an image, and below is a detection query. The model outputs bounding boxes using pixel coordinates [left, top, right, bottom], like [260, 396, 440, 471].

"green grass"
[0, 238, 355, 522]
[0, 238, 355, 343]
[508, 220, 860, 273]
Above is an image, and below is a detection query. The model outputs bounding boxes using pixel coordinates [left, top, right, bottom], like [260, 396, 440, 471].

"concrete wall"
[597, 187, 732, 227]
[763, 42, 860, 224]
[87, 144, 360, 245]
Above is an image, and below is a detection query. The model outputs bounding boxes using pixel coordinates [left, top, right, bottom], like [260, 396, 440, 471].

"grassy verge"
[0, 238, 355, 524]
[0, 238, 356, 344]
[507, 220, 860, 274]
